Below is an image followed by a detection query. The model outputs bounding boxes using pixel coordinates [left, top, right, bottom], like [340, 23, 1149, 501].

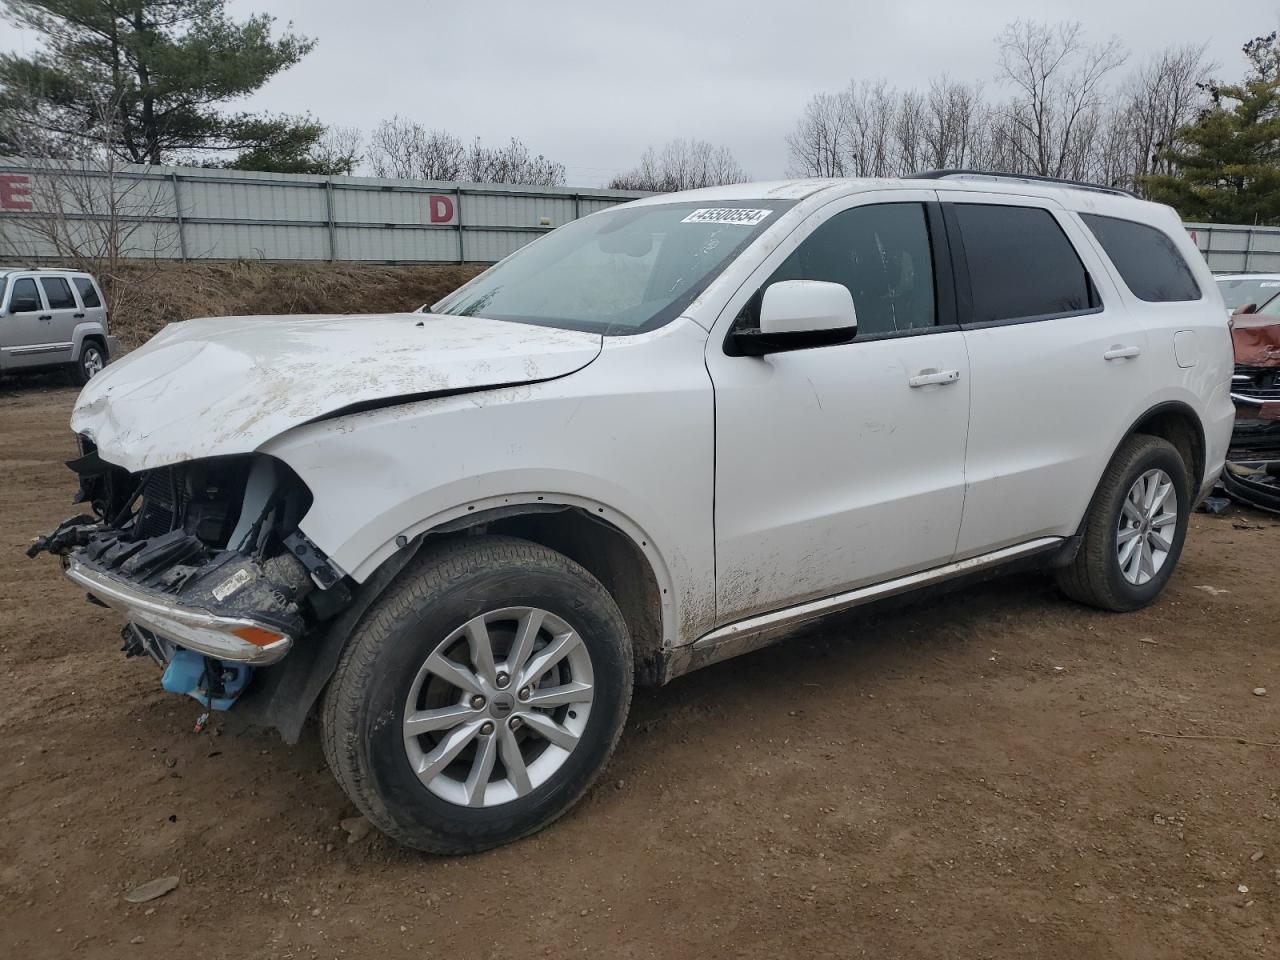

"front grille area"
[1233, 365, 1280, 402]
[136, 467, 187, 539]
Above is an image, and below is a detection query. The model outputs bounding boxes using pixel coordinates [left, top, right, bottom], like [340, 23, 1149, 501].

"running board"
[680, 537, 1063, 674]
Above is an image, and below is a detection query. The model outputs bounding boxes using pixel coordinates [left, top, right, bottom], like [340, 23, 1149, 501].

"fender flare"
[239, 495, 680, 744]
[1054, 399, 1206, 567]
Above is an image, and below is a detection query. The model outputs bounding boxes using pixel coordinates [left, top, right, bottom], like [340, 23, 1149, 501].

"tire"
[69, 340, 107, 386]
[1056, 434, 1191, 612]
[322, 535, 633, 854]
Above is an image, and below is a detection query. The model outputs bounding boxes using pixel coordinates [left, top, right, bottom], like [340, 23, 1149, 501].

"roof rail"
[908, 169, 1138, 199]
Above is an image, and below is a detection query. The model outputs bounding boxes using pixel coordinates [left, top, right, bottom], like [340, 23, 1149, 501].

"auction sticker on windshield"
[680, 208, 773, 226]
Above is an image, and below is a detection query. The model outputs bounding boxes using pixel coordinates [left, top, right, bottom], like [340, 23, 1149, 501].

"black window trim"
[942, 201, 1105, 330]
[723, 199, 958, 357]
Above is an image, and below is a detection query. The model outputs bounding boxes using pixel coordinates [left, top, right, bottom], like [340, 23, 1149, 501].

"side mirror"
[1236, 303, 1258, 315]
[732, 280, 858, 356]
[9, 294, 41, 313]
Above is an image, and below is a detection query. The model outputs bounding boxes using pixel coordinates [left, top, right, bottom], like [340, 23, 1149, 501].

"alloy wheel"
[1116, 468, 1178, 586]
[82, 347, 104, 378]
[402, 607, 595, 808]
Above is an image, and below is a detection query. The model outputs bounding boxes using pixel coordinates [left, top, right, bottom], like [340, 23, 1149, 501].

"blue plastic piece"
[161, 649, 252, 711]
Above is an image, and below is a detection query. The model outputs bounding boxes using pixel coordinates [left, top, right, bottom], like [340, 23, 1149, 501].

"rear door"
[38, 275, 80, 361]
[707, 190, 971, 624]
[944, 194, 1151, 556]
[1, 275, 61, 370]
[71, 275, 107, 332]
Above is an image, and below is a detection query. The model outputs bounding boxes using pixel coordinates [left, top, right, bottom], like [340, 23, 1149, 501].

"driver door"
[706, 191, 971, 625]
[2, 275, 58, 371]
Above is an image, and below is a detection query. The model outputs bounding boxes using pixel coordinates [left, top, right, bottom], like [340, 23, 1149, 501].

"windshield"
[433, 200, 794, 335]
[1217, 276, 1280, 311]
[1257, 291, 1280, 317]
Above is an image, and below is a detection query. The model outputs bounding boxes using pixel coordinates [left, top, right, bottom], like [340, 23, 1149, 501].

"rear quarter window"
[73, 277, 102, 308]
[1080, 214, 1201, 303]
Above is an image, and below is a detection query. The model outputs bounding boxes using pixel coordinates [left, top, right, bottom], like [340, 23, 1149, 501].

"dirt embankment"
[2, 384, 1279, 959]
[103, 261, 485, 348]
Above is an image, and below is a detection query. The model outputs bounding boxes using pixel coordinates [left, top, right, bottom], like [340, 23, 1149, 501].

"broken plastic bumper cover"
[65, 555, 296, 666]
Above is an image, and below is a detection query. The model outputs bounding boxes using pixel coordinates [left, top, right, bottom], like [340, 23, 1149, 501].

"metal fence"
[0, 159, 649, 264]
[1186, 222, 1280, 274]
[4, 157, 1280, 273]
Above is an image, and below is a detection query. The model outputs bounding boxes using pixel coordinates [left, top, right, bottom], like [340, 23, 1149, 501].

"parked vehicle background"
[0, 267, 114, 384]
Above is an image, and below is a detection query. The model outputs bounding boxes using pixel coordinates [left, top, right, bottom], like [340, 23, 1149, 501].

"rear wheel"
[69, 340, 106, 385]
[1056, 434, 1191, 611]
[322, 536, 632, 854]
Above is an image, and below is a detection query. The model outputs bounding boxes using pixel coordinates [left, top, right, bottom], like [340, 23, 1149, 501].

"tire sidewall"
[74, 343, 104, 384]
[357, 562, 630, 848]
[1099, 442, 1191, 608]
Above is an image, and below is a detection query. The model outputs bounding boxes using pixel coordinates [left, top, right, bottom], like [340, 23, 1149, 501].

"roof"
[624, 174, 1170, 222]
[0, 266, 92, 277]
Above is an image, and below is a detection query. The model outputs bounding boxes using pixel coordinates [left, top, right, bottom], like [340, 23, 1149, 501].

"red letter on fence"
[429, 195, 455, 224]
[0, 174, 33, 211]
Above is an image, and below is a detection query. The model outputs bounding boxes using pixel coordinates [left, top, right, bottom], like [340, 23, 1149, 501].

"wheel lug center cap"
[490, 693, 515, 719]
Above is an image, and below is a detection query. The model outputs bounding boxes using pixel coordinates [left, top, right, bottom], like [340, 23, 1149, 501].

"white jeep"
[32, 172, 1234, 853]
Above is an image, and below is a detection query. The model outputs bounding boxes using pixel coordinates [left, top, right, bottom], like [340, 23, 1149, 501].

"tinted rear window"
[73, 277, 101, 308]
[40, 276, 76, 309]
[952, 204, 1096, 324]
[1081, 214, 1200, 302]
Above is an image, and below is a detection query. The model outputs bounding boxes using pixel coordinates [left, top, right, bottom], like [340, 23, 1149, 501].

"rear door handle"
[1103, 344, 1141, 361]
[38, 314, 52, 321]
[73, 312, 85, 319]
[908, 369, 961, 388]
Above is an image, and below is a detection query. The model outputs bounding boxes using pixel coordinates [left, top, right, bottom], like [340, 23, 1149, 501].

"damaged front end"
[29, 439, 349, 710]
[1230, 313, 1280, 457]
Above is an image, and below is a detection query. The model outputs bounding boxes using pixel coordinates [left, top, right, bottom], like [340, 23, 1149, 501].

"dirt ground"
[2, 380, 1278, 960]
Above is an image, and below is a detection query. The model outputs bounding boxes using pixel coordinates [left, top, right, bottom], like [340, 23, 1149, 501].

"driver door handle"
[1103, 344, 1142, 361]
[908, 369, 961, 388]
[38, 314, 52, 321]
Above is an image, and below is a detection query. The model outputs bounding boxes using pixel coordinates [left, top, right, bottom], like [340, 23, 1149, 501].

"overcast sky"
[2, 0, 1275, 185]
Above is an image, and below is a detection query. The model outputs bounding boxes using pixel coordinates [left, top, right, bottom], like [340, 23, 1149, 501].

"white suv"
[31, 173, 1234, 853]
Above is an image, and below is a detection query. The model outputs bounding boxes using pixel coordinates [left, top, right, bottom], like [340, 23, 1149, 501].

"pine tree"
[1144, 32, 1280, 224]
[0, 0, 344, 173]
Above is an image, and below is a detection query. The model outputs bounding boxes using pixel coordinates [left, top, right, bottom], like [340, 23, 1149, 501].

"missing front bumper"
[65, 556, 295, 666]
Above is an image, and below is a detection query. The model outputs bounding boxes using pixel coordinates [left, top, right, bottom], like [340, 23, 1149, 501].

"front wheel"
[1056, 434, 1191, 612]
[322, 536, 633, 854]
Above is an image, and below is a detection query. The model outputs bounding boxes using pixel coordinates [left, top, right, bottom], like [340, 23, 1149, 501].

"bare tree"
[462, 138, 565, 186]
[0, 89, 180, 318]
[1116, 44, 1212, 182]
[367, 117, 465, 180]
[609, 138, 747, 191]
[842, 80, 897, 177]
[995, 20, 1128, 179]
[785, 93, 848, 176]
[367, 118, 564, 186]
[311, 125, 365, 176]
[922, 76, 986, 170]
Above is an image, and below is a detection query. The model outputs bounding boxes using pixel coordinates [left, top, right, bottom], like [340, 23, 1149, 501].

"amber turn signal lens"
[232, 626, 285, 647]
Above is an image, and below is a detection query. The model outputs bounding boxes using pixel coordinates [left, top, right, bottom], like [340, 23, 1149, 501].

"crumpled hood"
[72, 312, 602, 472]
